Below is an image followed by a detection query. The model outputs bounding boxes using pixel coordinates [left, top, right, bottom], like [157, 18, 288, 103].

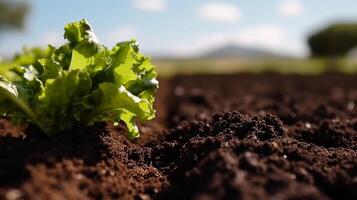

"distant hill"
[201, 45, 289, 59]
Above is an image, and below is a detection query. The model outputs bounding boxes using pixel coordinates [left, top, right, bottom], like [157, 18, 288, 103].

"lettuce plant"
[0, 19, 158, 138]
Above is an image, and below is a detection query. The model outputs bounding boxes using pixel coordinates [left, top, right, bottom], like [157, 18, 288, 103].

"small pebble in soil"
[74, 174, 84, 180]
[323, 166, 331, 172]
[174, 86, 185, 96]
[289, 174, 297, 180]
[138, 194, 150, 200]
[6, 189, 22, 200]
[305, 123, 312, 129]
[199, 112, 208, 119]
[271, 142, 279, 148]
[298, 167, 309, 176]
[222, 142, 230, 147]
[347, 101, 355, 111]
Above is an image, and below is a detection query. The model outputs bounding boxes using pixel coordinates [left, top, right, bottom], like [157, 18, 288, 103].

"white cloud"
[199, 3, 241, 22]
[133, 0, 167, 12]
[278, 0, 304, 16]
[40, 32, 64, 47]
[36, 31, 65, 47]
[168, 25, 307, 57]
[104, 25, 137, 46]
[232, 25, 286, 48]
[0, 31, 65, 58]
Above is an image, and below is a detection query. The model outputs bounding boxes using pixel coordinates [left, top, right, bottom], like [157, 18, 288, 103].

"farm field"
[0, 74, 356, 200]
[153, 57, 357, 76]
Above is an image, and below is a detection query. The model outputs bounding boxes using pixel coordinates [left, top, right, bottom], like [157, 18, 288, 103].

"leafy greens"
[0, 19, 158, 138]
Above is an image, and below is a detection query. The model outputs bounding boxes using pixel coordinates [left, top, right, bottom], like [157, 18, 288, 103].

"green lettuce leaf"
[0, 19, 158, 137]
[81, 83, 152, 138]
[0, 75, 43, 130]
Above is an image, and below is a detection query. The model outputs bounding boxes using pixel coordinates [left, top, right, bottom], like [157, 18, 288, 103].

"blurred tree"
[308, 23, 357, 57]
[0, 0, 29, 32]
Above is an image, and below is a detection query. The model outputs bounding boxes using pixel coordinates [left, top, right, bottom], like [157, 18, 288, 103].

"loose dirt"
[0, 74, 356, 200]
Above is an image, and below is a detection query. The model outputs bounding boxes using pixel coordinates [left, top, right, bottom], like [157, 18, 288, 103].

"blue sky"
[1, 0, 357, 58]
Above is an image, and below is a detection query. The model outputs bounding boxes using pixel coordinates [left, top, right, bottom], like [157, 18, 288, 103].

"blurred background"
[1, 0, 357, 75]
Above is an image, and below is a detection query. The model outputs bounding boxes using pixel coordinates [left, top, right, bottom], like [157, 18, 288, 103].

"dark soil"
[0, 74, 356, 200]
